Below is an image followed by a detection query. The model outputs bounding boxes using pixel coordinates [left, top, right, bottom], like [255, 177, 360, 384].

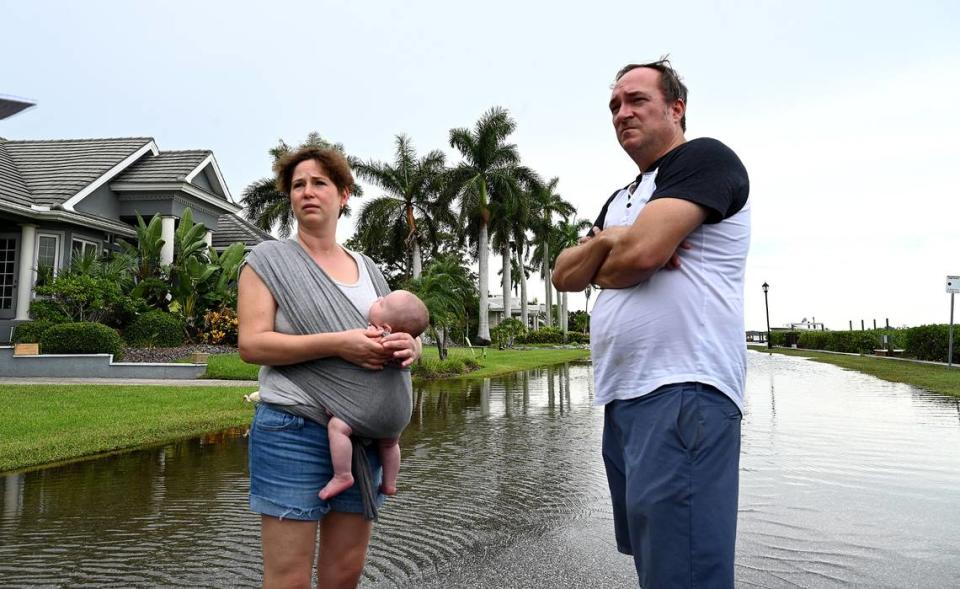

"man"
[552, 59, 750, 588]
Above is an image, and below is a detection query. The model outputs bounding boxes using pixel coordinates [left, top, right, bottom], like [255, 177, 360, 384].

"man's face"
[609, 67, 683, 161]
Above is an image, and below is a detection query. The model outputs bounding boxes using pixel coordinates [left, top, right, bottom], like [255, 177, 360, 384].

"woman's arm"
[237, 266, 393, 370]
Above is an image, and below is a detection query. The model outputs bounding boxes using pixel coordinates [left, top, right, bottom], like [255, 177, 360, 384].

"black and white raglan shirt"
[589, 138, 751, 412]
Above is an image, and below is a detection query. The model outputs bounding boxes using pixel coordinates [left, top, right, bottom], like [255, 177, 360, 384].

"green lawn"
[204, 347, 590, 381]
[3, 347, 589, 472]
[0, 385, 256, 472]
[750, 345, 960, 398]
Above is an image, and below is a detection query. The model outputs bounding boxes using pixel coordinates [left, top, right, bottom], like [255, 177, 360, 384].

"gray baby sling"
[246, 239, 413, 519]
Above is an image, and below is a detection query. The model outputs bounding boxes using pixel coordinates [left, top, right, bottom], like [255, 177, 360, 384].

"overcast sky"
[3, 0, 958, 331]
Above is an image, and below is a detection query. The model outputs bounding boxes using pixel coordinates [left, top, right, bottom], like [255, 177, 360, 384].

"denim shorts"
[248, 402, 385, 520]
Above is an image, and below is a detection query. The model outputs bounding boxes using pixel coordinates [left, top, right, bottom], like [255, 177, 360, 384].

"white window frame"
[36, 232, 63, 277]
[71, 236, 100, 259]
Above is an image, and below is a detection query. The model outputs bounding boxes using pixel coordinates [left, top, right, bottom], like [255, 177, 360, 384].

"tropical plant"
[529, 177, 575, 328]
[550, 218, 593, 331]
[242, 132, 363, 238]
[118, 214, 169, 310]
[405, 254, 476, 358]
[204, 242, 246, 311]
[351, 134, 453, 280]
[447, 107, 539, 343]
[491, 317, 525, 349]
[32, 249, 143, 327]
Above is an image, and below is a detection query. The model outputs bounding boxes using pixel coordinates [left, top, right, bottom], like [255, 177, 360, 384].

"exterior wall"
[117, 193, 222, 228]
[75, 183, 120, 219]
[191, 169, 214, 192]
[0, 347, 208, 378]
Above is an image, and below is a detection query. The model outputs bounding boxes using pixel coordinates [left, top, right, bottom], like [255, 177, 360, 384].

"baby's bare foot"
[380, 483, 397, 496]
[318, 473, 354, 500]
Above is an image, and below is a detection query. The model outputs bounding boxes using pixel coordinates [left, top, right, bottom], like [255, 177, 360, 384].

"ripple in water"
[2, 356, 960, 587]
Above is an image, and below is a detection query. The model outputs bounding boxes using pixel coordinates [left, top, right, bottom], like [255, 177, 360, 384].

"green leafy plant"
[124, 311, 186, 348]
[40, 322, 124, 359]
[11, 321, 56, 344]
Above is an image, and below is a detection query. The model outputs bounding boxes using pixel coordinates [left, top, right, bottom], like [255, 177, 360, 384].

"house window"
[37, 234, 61, 278]
[71, 237, 99, 260]
[0, 238, 15, 310]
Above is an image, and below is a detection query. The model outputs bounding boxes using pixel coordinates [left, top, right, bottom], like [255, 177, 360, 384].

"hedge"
[769, 325, 957, 363]
[11, 321, 56, 344]
[39, 322, 124, 359]
[124, 311, 186, 348]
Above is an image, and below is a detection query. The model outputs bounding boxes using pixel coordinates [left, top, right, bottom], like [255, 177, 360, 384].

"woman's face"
[289, 159, 349, 229]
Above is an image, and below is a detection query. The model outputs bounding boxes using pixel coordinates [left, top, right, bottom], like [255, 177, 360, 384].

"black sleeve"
[586, 188, 623, 237]
[648, 138, 749, 224]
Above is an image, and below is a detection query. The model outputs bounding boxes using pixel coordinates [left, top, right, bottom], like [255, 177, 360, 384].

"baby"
[318, 289, 429, 499]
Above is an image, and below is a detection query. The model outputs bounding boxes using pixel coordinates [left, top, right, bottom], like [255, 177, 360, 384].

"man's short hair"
[274, 147, 354, 197]
[615, 57, 688, 131]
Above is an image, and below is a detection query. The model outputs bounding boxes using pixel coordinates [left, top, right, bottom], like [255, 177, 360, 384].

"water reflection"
[2, 356, 959, 587]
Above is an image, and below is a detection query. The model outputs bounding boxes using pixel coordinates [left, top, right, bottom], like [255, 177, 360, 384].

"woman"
[238, 146, 421, 588]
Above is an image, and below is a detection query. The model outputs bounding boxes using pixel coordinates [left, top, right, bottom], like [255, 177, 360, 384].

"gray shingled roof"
[113, 150, 209, 183]
[0, 96, 35, 120]
[1, 137, 152, 206]
[212, 213, 275, 250]
[0, 140, 33, 207]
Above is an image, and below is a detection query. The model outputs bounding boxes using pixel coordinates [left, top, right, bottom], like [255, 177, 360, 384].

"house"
[0, 119, 271, 341]
[787, 317, 825, 331]
[488, 295, 547, 330]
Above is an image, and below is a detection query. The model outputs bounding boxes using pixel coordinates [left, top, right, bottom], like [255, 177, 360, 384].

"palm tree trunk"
[502, 244, 511, 322]
[411, 240, 422, 279]
[543, 244, 552, 329]
[561, 291, 568, 332]
[477, 223, 491, 343]
[519, 252, 528, 329]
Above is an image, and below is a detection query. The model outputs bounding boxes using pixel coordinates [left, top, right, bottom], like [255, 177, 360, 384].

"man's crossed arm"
[552, 198, 707, 292]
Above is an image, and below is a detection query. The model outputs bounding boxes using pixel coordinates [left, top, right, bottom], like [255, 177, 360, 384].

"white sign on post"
[948, 276, 960, 294]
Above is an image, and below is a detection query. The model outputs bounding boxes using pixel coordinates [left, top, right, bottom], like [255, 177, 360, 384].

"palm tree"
[241, 132, 363, 238]
[447, 107, 538, 343]
[551, 217, 592, 331]
[406, 254, 476, 359]
[489, 186, 531, 329]
[351, 135, 451, 280]
[529, 178, 575, 328]
[496, 241, 536, 329]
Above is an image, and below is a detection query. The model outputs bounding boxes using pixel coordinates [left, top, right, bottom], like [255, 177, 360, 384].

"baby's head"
[368, 290, 429, 337]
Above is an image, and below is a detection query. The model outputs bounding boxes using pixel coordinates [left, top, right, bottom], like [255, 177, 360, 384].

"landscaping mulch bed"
[121, 344, 237, 363]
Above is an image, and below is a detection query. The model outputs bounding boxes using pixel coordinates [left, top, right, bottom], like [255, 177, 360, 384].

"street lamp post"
[762, 282, 771, 349]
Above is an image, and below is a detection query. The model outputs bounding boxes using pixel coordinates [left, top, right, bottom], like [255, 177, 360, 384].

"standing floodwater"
[2, 352, 959, 587]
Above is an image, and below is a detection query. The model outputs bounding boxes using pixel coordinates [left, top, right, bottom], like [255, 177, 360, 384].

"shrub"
[33, 273, 133, 325]
[565, 331, 590, 344]
[40, 322, 124, 359]
[124, 311, 186, 348]
[904, 324, 958, 363]
[28, 299, 70, 323]
[517, 326, 564, 344]
[12, 321, 56, 344]
[412, 356, 481, 379]
[200, 307, 239, 346]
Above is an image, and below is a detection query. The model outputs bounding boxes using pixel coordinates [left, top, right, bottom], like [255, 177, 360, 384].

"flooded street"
[2, 352, 959, 587]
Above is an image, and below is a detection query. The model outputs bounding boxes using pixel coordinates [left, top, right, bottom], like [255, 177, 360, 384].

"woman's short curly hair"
[273, 147, 354, 196]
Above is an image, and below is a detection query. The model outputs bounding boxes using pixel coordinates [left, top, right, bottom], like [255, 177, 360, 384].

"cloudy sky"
[3, 0, 958, 331]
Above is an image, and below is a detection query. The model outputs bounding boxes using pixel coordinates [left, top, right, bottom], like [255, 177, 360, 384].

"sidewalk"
[747, 345, 960, 369]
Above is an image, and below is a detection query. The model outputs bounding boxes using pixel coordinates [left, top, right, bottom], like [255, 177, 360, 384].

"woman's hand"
[339, 326, 393, 370]
[380, 332, 422, 368]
